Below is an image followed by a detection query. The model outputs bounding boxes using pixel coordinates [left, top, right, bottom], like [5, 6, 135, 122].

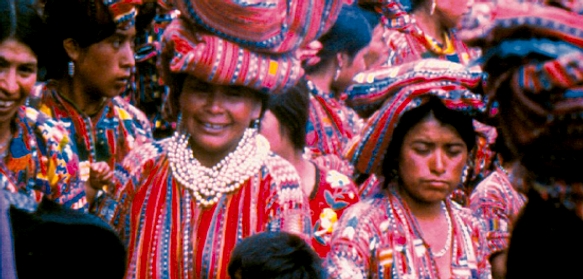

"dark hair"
[381, 96, 476, 185]
[304, 4, 372, 74]
[265, 80, 310, 151]
[43, 0, 118, 79]
[0, 0, 46, 63]
[228, 232, 325, 279]
[492, 129, 517, 163]
[11, 198, 126, 279]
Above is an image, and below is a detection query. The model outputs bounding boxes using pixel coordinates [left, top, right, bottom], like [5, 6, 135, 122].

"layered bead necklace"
[168, 128, 269, 207]
[431, 201, 453, 258]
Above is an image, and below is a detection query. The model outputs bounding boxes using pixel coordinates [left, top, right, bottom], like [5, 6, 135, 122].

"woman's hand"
[85, 162, 114, 205]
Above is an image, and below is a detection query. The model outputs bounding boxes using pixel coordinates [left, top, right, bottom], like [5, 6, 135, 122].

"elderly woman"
[325, 58, 491, 279]
[459, 0, 583, 277]
[0, 0, 87, 211]
[95, 0, 344, 277]
[28, 0, 152, 206]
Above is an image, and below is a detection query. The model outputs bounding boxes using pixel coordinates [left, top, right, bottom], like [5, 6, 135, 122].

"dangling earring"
[430, 0, 436, 15]
[333, 66, 341, 83]
[251, 119, 261, 130]
[68, 61, 75, 77]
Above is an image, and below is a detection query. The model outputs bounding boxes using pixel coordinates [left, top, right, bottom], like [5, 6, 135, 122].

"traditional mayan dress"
[325, 187, 491, 279]
[308, 164, 359, 258]
[470, 165, 526, 257]
[2, 107, 85, 211]
[28, 81, 153, 186]
[96, 134, 311, 279]
[306, 79, 363, 175]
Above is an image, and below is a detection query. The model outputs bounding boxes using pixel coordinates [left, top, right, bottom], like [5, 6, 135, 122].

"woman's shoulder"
[449, 200, 487, 229]
[111, 96, 151, 124]
[19, 106, 71, 147]
[339, 195, 390, 224]
[120, 139, 168, 171]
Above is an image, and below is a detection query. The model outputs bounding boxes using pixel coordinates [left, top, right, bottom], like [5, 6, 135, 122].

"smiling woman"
[0, 0, 91, 212]
[91, 0, 344, 276]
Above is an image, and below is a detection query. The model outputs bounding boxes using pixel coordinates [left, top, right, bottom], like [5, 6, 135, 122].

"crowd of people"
[2, 0, 583, 278]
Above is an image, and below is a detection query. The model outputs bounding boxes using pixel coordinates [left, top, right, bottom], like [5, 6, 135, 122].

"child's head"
[228, 232, 325, 279]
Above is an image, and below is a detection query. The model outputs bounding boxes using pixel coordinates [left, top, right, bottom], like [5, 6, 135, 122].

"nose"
[0, 69, 19, 95]
[430, 150, 447, 176]
[204, 91, 226, 114]
[120, 42, 135, 70]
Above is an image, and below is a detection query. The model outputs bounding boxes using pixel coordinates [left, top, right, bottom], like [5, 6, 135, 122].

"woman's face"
[0, 38, 37, 123]
[179, 77, 262, 165]
[436, 0, 473, 28]
[398, 114, 468, 205]
[74, 27, 135, 98]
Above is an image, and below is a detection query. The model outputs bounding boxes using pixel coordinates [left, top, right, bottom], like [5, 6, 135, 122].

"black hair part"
[43, 0, 117, 79]
[0, 0, 46, 69]
[228, 231, 325, 279]
[265, 80, 310, 151]
[304, 4, 372, 74]
[381, 96, 476, 186]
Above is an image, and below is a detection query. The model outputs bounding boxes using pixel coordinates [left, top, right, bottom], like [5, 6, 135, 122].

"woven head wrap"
[160, 18, 303, 95]
[458, 0, 583, 183]
[345, 58, 487, 175]
[105, 0, 142, 28]
[347, 58, 483, 117]
[165, 0, 344, 53]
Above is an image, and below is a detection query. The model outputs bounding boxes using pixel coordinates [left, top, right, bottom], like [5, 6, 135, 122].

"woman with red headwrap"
[95, 0, 344, 278]
[325, 58, 491, 279]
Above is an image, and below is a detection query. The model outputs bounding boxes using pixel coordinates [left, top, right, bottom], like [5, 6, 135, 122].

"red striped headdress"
[345, 59, 487, 175]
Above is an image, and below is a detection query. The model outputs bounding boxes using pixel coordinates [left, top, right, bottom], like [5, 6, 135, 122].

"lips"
[199, 121, 229, 133]
[423, 180, 449, 188]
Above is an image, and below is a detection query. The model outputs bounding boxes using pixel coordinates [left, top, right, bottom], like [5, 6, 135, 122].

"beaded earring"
[68, 61, 75, 77]
[251, 119, 261, 129]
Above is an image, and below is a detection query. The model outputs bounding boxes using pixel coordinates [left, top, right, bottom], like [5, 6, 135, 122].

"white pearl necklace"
[432, 202, 452, 258]
[168, 128, 269, 207]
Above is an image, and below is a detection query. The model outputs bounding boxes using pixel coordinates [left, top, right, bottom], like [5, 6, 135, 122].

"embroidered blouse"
[325, 187, 491, 279]
[470, 167, 527, 256]
[95, 136, 311, 279]
[2, 107, 85, 211]
[309, 165, 359, 258]
[28, 81, 153, 184]
[383, 28, 479, 67]
[306, 80, 363, 175]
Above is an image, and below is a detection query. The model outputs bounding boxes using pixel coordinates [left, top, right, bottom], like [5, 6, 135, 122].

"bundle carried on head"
[346, 59, 484, 118]
[160, 0, 343, 53]
[158, 0, 346, 96]
[458, 0, 583, 183]
[345, 58, 487, 176]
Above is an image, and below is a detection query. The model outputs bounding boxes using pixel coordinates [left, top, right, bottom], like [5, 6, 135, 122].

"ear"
[336, 52, 344, 69]
[62, 38, 81, 62]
